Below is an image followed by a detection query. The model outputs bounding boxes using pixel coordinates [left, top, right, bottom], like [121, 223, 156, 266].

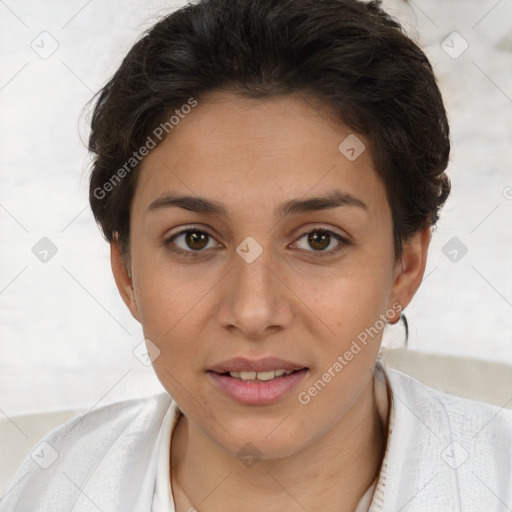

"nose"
[216, 243, 294, 340]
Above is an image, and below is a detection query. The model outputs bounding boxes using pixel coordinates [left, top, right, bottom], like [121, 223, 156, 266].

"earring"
[389, 311, 401, 325]
[387, 304, 403, 325]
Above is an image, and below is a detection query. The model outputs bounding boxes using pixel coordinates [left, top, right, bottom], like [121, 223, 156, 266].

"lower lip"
[207, 369, 309, 405]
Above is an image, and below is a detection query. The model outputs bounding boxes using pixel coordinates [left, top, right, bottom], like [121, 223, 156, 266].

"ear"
[110, 240, 141, 322]
[388, 226, 431, 321]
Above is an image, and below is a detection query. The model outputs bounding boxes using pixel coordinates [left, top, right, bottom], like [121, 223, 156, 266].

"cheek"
[301, 252, 393, 328]
[133, 271, 207, 400]
[130, 249, 213, 384]
[130, 245, 202, 332]
[298, 250, 395, 382]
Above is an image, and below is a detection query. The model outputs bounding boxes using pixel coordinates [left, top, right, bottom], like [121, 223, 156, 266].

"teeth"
[254, 370, 276, 381]
[229, 369, 295, 381]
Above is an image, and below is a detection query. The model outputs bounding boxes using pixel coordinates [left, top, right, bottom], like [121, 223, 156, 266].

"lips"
[207, 356, 309, 404]
[208, 368, 309, 405]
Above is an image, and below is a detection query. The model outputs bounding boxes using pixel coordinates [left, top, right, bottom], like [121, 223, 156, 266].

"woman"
[2, 0, 511, 510]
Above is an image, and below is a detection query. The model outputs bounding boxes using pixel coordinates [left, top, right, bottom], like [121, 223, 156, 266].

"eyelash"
[163, 225, 350, 259]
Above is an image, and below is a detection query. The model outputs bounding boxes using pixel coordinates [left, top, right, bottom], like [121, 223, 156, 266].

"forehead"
[133, 91, 388, 220]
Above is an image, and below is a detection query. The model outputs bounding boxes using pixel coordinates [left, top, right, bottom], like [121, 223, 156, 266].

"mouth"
[207, 367, 309, 405]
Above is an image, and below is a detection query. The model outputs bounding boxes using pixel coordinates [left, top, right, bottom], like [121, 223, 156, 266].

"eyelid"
[165, 224, 218, 241]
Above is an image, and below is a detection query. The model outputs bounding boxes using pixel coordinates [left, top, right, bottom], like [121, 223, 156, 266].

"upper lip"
[209, 357, 307, 373]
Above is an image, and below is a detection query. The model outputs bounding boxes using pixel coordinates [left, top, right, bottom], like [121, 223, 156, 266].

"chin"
[210, 418, 311, 460]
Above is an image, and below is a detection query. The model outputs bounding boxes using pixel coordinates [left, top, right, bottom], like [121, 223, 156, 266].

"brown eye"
[307, 231, 331, 251]
[294, 228, 348, 255]
[165, 228, 219, 257]
[184, 230, 209, 250]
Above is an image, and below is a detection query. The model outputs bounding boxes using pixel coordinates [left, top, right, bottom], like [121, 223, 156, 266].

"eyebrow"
[147, 189, 368, 218]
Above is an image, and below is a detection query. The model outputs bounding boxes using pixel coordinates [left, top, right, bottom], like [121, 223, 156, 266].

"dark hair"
[88, 0, 450, 263]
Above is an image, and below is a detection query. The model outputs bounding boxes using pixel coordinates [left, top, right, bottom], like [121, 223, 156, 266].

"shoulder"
[34, 392, 173, 459]
[384, 364, 512, 434]
[56, 392, 173, 438]
[374, 363, 512, 511]
[0, 392, 173, 511]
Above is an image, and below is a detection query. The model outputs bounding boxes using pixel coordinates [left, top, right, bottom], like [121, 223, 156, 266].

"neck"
[171, 375, 385, 512]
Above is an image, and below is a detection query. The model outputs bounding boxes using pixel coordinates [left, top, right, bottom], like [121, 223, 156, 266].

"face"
[112, 90, 428, 459]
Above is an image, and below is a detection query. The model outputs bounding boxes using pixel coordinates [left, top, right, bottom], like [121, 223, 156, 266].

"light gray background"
[1, 0, 511, 416]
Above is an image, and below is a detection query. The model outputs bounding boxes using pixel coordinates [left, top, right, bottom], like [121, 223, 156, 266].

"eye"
[293, 227, 349, 255]
[164, 227, 220, 257]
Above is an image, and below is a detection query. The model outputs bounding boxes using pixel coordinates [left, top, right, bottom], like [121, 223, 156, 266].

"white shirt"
[2, 359, 511, 511]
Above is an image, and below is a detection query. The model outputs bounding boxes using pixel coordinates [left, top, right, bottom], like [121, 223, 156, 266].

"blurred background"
[1, 0, 511, 417]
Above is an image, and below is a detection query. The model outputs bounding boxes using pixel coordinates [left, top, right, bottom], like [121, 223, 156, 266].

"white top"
[2, 359, 512, 511]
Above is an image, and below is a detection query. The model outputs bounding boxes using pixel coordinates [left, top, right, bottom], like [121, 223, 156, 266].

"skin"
[111, 90, 431, 512]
